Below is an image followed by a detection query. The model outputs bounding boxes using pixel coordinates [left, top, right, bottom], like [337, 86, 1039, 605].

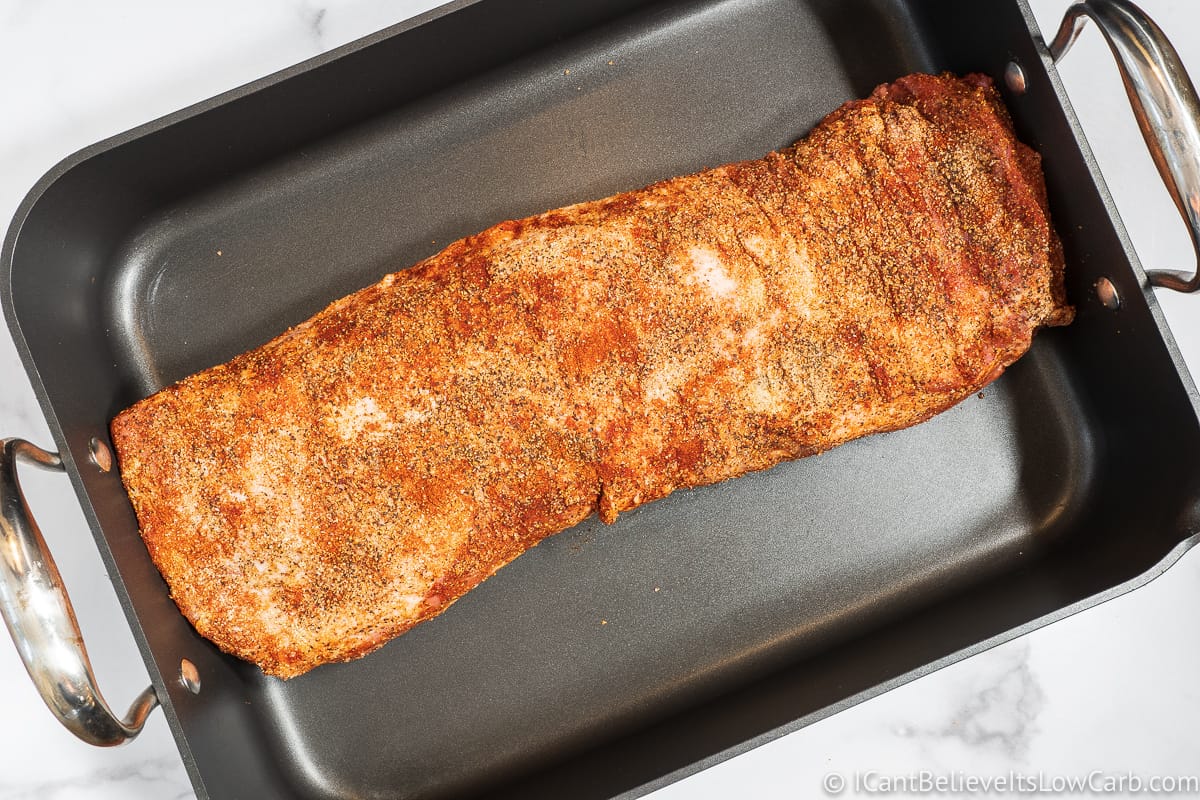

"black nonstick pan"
[3, 1, 1200, 798]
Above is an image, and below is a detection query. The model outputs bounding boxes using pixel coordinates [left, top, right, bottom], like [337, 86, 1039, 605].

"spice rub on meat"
[110, 73, 1072, 678]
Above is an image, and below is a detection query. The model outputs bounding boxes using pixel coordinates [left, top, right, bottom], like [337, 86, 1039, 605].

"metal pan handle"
[0, 438, 158, 745]
[1049, 0, 1200, 293]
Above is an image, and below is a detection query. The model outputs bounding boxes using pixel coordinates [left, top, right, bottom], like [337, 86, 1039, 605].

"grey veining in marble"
[0, 757, 193, 800]
[895, 643, 1046, 760]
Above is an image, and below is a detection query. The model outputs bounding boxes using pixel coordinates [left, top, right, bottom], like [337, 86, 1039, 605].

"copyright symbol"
[823, 772, 846, 795]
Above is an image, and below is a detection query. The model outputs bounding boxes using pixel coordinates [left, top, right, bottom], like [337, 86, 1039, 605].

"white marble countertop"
[1, 1, 1198, 798]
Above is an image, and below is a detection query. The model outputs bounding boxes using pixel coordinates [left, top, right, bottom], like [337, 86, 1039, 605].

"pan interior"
[93, 0, 1110, 797]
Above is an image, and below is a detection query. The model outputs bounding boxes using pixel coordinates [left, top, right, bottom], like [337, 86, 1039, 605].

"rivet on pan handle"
[1050, 0, 1200, 293]
[0, 438, 159, 745]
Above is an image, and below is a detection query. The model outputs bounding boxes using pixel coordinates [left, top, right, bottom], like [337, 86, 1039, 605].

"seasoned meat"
[110, 73, 1072, 678]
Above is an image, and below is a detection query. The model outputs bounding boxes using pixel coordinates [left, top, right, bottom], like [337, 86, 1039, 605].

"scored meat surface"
[111, 73, 1072, 678]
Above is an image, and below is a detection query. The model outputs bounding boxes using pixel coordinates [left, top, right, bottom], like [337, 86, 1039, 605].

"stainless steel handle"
[1049, 0, 1200, 292]
[0, 438, 158, 745]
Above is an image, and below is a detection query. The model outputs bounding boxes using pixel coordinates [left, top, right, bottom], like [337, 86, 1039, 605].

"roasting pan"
[4, 0, 1200, 797]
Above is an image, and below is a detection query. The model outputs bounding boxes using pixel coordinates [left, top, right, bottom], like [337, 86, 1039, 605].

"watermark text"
[821, 770, 1200, 796]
